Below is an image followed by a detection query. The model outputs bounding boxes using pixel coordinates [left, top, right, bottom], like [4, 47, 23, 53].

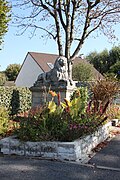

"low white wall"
[0, 122, 111, 162]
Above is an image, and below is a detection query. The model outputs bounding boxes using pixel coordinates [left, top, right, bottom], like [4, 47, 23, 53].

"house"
[15, 52, 103, 87]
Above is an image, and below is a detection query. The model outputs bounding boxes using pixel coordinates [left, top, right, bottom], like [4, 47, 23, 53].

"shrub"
[0, 87, 31, 116]
[0, 106, 9, 135]
[90, 79, 119, 105]
[15, 106, 50, 141]
[72, 62, 94, 81]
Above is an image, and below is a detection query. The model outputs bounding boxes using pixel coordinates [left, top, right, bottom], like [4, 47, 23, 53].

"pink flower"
[73, 125, 77, 129]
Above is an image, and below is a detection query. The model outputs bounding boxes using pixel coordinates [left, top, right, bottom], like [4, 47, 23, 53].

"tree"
[13, 0, 120, 78]
[5, 64, 21, 81]
[0, 0, 11, 46]
[72, 62, 94, 81]
[109, 46, 120, 67]
[86, 46, 120, 76]
[86, 49, 109, 74]
[109, 61, 120, 80]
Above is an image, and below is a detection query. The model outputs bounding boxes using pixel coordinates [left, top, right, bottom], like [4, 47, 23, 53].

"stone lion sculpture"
[35, 56, 68, 86]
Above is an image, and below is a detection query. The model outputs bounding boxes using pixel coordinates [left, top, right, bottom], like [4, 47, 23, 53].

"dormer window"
[47, 63, 54, 69]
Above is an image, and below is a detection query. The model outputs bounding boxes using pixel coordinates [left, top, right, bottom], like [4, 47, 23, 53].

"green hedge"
[0, 106, 9, 135]
[0, 87, 32, 115]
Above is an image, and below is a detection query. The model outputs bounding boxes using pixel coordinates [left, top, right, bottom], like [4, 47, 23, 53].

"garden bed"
[0, 122, 111, 162]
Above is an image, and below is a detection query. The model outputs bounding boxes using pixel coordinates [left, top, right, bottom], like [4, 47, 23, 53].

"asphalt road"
[0, 155, 120, 180]
[89, 135, 120, 169]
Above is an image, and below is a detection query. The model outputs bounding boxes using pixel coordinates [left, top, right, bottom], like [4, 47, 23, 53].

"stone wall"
[0, 122, 111, 162]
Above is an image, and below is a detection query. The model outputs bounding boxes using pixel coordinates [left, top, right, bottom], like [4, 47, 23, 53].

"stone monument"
[30, 56, 76, 107]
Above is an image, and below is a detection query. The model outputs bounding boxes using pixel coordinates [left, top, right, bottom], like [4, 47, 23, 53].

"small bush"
[0, 87, 31, 116]
[90, 79, 119, 104]
[15, 107, 50, 141]
[0, 106, 9, 135]
[72, 62, 94, 81]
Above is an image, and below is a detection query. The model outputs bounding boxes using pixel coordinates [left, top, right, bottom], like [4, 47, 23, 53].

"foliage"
[5, 64, 21, 81]
[104, 72, 118, 81]
[109, 46, 120, 67]
[72, 62, 94, 81]
[109, 61, 120, 80]
[0, 87, 31, 116]
[16, 81, 119, 142]
[52, 87, 88, 118]
[89, 78, 119, 126]
[86, 46, 120, 79]
[0, 0, 11, 46]
[106, 105, 120, 120]
[90, 79, 119, 105]
[15, 107, 49, 141]
[13, 0, 120, 61]
[0, 106, 9, 135]
[86, 49, 109, 74]
[16, 88, 89, 141]
[0, 72, 6, 85]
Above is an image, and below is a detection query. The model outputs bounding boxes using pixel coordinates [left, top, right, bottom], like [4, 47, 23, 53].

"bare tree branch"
[12, 0, 120, 62]
[70, 0, 77, 45]
[71, 0, 92, 60]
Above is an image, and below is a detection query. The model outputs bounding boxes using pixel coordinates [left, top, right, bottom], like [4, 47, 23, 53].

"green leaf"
[48, 101, 57, 113]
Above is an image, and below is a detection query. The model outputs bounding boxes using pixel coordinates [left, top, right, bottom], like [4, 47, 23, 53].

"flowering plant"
[16, 79, 119, 142]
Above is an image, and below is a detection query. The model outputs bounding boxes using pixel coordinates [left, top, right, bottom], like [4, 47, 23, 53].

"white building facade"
[15, 53, 43, 87]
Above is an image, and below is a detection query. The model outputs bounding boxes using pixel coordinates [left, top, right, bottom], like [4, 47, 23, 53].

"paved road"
[0, 155, 120, 180]
[0, 135, 120, 180]
[89, 135, 120, 169]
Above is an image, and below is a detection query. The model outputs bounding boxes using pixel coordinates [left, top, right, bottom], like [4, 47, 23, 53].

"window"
[47, 63, 54, 69]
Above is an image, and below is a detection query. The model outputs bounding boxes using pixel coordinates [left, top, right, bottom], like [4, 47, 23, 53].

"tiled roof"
[29, 52, 103, 80]
[29, 52, 59, 72]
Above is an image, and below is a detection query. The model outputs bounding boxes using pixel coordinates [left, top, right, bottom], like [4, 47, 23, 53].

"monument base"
[30, 85, 76, 107]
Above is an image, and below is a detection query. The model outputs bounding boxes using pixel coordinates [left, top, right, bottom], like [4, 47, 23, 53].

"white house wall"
[15, 54, 43, 87]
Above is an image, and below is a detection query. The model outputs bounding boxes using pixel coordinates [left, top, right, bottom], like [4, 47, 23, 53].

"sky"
[0, 4, 120, 71]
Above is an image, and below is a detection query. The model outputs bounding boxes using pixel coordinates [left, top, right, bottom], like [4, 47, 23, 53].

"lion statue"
[35, 56, 69, 86]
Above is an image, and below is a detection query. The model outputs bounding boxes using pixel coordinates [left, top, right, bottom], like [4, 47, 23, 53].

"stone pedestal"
[30, 85, 76, 107]
[29, 56, 77, 107]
